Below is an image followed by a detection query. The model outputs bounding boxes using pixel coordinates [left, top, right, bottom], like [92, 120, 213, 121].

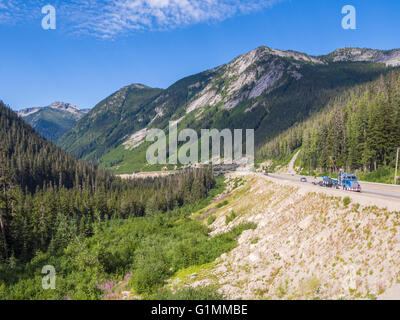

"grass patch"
[207, 215, 216, 225]
[216, 200, 229, 208]
[150, 286, 224, 300]
[225, 211, 237, 225]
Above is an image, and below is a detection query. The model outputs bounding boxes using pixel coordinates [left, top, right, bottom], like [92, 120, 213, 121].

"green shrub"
[216, 200, 228, 208]
[360, 167, 394, 184]
[130, 254, 170, 294]
[150, 286, 224, 300]
[207, 215, 216, 225]
[343, 197, 351, 206]
[225, 211, 237, 225]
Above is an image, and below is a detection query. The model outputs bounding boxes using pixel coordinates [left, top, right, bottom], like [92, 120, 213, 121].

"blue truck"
[337, 173, 361, 192]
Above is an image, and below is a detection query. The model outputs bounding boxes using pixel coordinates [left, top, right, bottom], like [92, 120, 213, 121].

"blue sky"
[1, 0, 399, 110]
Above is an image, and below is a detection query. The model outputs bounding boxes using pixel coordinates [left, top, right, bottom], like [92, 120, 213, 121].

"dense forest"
[259, 70, 400, 178]
[1, 102, 241, 299]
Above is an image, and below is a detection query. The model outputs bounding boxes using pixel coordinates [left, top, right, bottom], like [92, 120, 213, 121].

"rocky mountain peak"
[48, 102, 81, 114]
[326, 47, 400, 66]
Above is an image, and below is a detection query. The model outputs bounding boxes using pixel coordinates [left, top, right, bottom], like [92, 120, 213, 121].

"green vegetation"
[207, 215, 216, 225]
[267, 148, 301, 172]
[225, 211, 237, 225]
[57, 84, 163, 161]
[343, 197, 351, 206]
[359, 167, 396, 184]
[150, 287, 224, 300]
[261, 70, 400, 184]
[55, 47, 390, 173]
[0, 186, 256, 299]
[216, 200, 228, 208]
[2, 102, 242, 299]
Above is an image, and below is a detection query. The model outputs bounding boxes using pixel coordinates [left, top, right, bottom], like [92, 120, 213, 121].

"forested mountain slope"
[1, 101, 229, 300]
[57, 84, 163, 161]
[58, 46, 399, 173]
[259, 70, 400, 176]
[1, 101, 107, 193]
[0, 101, 215, 262]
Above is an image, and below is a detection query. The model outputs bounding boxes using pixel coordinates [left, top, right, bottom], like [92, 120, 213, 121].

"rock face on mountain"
[18, 102, 89, 141]
[324, 48, 400, 66]
[57, 46, 398, 173]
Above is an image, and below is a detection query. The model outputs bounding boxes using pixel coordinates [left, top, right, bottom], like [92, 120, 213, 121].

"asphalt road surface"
[268, 173, 400, 201]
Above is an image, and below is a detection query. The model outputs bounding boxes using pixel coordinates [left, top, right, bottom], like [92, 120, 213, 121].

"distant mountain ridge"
[57, 84, 163, 160]
[56, 46, 400, 173]
[18, 102, 89, 142]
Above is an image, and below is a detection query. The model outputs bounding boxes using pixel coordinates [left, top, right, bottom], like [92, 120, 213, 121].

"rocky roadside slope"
[169, 173, 400, 300]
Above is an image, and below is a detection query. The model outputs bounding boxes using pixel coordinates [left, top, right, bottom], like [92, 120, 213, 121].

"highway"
[267, 173, 400, 202]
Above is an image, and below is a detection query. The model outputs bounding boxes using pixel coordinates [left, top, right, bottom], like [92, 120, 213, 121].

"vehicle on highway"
[338, 173, 361, 192]
[317, 173, 361, 192]
[322, 176, 338, 188]
[300, 177, 307, 182]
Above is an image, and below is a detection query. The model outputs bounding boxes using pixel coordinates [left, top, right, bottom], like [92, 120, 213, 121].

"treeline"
[0, 101, 113, 193]
[0, 169, 215, 263]
[0, 102, 215, 262]
[259, 70, 400, 173]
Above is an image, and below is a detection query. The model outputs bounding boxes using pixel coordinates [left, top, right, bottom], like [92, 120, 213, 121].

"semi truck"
[337, 173, 361, 192]
[319, 173, 361, 192]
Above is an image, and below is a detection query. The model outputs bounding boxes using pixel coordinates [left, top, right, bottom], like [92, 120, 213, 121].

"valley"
[3, 0, 400, 306]
[2, 45, 400, 301]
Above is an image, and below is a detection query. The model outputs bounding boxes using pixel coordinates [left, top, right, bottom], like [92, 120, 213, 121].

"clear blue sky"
[1, 0, 399, 110]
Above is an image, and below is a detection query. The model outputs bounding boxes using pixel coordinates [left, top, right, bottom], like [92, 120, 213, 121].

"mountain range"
[51, 46, 400, 172]
[18, 102, 89, 142]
